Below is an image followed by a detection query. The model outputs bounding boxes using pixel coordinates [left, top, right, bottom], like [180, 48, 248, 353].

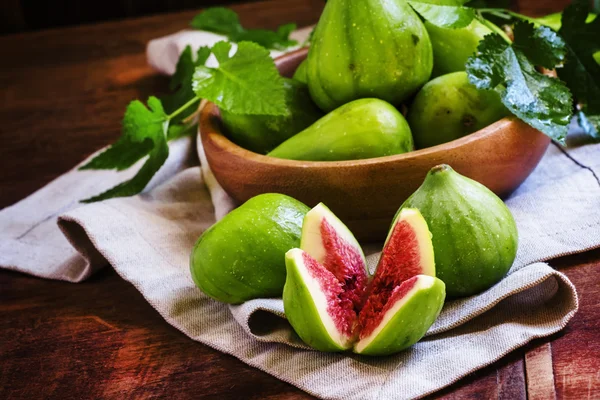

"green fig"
[284, 204, 445, 355]
[354, 275, 445, 355]
[353, 208, 443, 355]
[530, 12, 562, 30]
[284, 203, 369, 351]
[400, 165, 518, 297]
[221, 78, 322, 154]
[268, 98, 413, 161]
[190, 193, 310, 304]
[293, 59, 308, 84]
[426, 19, 508, 77]
[307, 0, 433, 112]
[408, 72, 508, 149]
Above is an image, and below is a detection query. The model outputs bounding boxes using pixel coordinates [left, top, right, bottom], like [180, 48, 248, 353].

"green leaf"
[190, 7, 297, 50]
[81, 97, 170, 203]
[408, 0, 475, 28]
[192, 41, 288, 116]
[190, 7, 243, 35]
[277, 23, 297, 42]
[169, 46, 212, 92]
[230, 24, 298, 50]
[466, 24, 573, 143]
[167, 122, 198, 141]
[79, 135, 154, 171]
[512, 22, 566, 69]
[558, 0, 600, 139]
[162, 45, 210, 123]
[211, 41, 233, 64]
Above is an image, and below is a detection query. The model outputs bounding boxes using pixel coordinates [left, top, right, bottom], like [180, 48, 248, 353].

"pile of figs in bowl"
[201, 45, 549, 242]
[193, 0, 544, 355]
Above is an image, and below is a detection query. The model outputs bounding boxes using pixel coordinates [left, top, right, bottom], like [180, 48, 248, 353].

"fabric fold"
[47, 143, 586, 399]
[229, 262, 577, 345]
[45, 191, 583, 400]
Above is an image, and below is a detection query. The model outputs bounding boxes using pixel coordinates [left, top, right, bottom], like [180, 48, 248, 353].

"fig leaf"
[80, 97, 169, 202]
[558, 0, 600, 140]
[193, 41, 288, 116]
[466, 22, 572, 144]
[190, 7, 297, 50]
[408, 0, 475, 29]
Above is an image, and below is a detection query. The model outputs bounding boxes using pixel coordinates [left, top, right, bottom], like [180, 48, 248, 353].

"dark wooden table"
[1, 0, 598, 398]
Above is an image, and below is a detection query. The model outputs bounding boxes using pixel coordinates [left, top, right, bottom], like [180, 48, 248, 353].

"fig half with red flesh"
[283, 203, 369, 351]
[283, 205, 446, 355]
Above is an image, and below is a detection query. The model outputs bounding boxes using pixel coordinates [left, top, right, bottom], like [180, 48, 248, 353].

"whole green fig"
[293, 59, 308, 84]
[426, 19, 505, 77]
[400, 165, 518, 297]
[221, 79, 322, 154]
[307, 0, 433, 112]
[190, 193, 310, 304]
[408, 72, 508, 149]
[268, 98, 413, 161]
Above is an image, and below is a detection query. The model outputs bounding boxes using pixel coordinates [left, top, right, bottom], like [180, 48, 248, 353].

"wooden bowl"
[199, 48, 550, 241]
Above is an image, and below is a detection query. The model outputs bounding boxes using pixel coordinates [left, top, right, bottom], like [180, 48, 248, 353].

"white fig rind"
[285, 249, 353, 349]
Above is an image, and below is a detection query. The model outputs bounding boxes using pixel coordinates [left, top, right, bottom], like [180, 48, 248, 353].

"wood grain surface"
[0, 0, 598, 399]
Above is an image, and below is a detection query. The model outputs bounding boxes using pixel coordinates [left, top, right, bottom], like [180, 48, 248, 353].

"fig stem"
[430, 164, 452, 174]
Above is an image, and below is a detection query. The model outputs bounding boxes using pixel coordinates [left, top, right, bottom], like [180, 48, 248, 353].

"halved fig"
[284, 248, 358, 351]
[283, 203, 369, 351]
[354, 274, 445, 355]
[354, 208, 443, 355]
[380, 207, 436, 283]
[283, 205, 446, 355]
[301, 203, 369, 314]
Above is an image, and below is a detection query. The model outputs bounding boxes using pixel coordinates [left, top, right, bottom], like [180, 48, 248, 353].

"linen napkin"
[1, 27, 599, 400]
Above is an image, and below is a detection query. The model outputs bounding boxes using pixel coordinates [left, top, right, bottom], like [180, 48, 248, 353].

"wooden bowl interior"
[277, 49, 307, 78]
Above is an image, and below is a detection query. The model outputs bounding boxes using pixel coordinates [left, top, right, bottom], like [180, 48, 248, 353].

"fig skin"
[284, 203, 368, 352]
[307, 0, 433, 112]
[221, 78, 322, 154]
[268, 98, 414, 161]
[400, 165, 518, 298]
[354, 276, 445, 356]
[426, 19, 506, 77]
[283, 249, 354, 352]
[190, 194, 309, 304]
[407, 72, 508, 149]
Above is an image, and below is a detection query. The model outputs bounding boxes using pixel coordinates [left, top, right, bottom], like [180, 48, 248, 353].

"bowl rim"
[199, 49, 539, 170]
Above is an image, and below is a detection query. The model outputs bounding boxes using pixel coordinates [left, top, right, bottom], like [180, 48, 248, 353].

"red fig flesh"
[283, 205, 445, 355]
